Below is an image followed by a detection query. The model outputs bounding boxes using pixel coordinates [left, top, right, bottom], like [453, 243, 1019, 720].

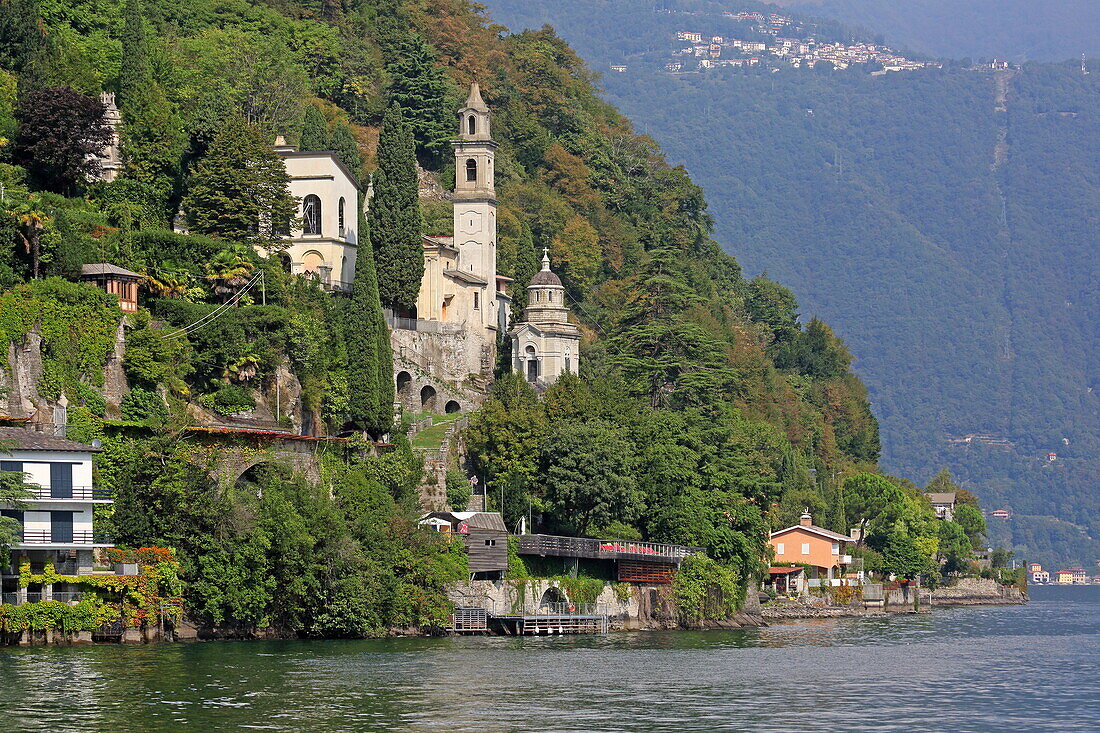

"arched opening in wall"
[420, 385, 437, 412]
[234, 461, 292, 495]
[276, 252, 292, 274]
[525, 345, 538, 383]
[444, 400, 460, 414]
[338, 197, 346, 235]
[465, 158, 477, 182]
[396, 371, 412, 394]
[302, 194, 322, 235]
[538, 586, 567, 610]
[468, 114, 476, 135]
[301, 250, 324, 278]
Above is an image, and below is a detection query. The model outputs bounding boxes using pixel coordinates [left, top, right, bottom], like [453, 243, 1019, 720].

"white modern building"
[0, 427, 113, 600]
[273, 137, 362, 292]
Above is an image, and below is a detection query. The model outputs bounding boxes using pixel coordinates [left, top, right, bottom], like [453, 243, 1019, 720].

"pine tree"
[384, 33, 451, 165]
[369, 105, 423, 310]
[299, 104, 329, 151]
[328, 120, 363, 176]
[346, 200, 393, 438]
[183, 116, 296, 248]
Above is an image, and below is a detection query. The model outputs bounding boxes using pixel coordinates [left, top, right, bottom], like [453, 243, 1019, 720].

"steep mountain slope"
[786, 0, 1100, 62]
[486, 0, 1100, 565]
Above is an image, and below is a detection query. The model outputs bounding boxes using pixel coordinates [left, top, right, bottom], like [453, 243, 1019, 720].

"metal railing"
[1, 592, 85, 605]
[385, 314, 462, 334]
[19, 530, 113, 545]
[24, 486, 113, 501]
[518, 534, 702, 564]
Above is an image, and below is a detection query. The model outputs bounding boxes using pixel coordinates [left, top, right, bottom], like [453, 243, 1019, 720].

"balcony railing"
[19, 530, 113, 545]
[518, 534, 702, 564]
[24, 486, 113, 501]
[1, 592, 85, 605]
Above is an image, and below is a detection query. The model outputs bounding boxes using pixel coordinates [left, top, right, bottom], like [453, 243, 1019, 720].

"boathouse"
[517, 534, 700, 583]
[420, 511, 508, 579]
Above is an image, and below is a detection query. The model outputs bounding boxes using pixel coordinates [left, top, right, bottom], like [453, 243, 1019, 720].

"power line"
[160, 272, 263, 339]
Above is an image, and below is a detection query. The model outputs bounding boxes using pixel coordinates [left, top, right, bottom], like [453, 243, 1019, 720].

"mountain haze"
[487, 0, 1100, 566]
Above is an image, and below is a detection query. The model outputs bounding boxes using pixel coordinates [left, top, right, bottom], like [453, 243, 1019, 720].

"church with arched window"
[508, 249, 581, 386]
[273, 136, 361, 292]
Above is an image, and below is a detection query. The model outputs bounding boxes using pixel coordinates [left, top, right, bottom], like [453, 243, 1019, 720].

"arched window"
[338, 197, 346, 234]
[524, 345, 539, 382]
[468, 115, 476, 135]
[465, 158, 478, 182]
[302, 194, 322, 235]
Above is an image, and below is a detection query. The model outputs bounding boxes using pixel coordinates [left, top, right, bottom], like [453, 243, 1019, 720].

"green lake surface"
[1, 585, 1096, 732]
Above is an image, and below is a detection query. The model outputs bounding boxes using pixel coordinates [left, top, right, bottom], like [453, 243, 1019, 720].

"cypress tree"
[299, 104, 329, 151]
[346, 206, 380, 435]
[117, 0, 183, 186]
[328, 120, 363, 176]
[369, 105, 423, 311]
[118, 0, 150, 107]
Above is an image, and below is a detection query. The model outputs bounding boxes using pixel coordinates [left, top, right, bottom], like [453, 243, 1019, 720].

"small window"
[468, 115, 476, 135]
[831, 542, 840, 555]
[465, 158, 477, 182]
[776, 542, 785, 556]
[338, 197, 346, 233]
[801, 543, 810, 555]
[484, 539, 496, 547]
[302, 194, 322, 235]
[564, 357, 570, 373]
[473, 291, 480, 310]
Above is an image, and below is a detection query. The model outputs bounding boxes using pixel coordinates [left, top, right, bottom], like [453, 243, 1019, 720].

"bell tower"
[452, 83, 497, 333]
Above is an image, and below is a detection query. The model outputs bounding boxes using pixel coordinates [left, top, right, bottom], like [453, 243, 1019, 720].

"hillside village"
[0, 0, 1049, 644]
[664, 11, 937, 73]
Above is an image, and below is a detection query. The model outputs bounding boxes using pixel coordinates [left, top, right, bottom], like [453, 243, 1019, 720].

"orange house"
[769, 513, 853, 586]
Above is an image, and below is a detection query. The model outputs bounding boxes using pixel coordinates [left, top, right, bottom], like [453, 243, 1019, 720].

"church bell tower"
[452, 83, 497, 333]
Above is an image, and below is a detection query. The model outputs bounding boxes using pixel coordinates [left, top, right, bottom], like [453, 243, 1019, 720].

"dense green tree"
[881, 531, 930, 582]
[745, 275, 800, 345]
[183, 116, 296, 248]
[384, 32, 451, 165]
[299, 104, 330, 151]
[954, 504, 987, 550]
[345, 207, 393, 438]
[14, 86, 111, 194]
[539, 419, 642, 536]
[369, 105, 423, 310]
[0, 440, 33, 557]
[328, 120, 363, 175]
[938, 520, 972, 575]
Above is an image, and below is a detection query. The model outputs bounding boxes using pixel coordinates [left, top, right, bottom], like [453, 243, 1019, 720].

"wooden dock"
[449, 601, 609, 636]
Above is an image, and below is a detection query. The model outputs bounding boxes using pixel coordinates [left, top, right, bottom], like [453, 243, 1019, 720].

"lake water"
[0, 585, 1097, 732]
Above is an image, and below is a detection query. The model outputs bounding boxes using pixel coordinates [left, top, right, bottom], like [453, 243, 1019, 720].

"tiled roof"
[770, 523, 851, 542]
[0, 427, 99, 452]
[81, 263, 142, 278]
[925, 492, 957, 504]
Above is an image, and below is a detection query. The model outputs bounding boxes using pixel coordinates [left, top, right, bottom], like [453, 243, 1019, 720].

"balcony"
[18, 530, 113, 546]
[1, 591, 85, 605]
[24, 485, 113, 501]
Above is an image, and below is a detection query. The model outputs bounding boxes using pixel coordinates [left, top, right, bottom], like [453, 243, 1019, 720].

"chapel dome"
[530, 269, 562, 287]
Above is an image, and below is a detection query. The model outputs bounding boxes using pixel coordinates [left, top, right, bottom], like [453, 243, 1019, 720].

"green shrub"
[197, 384, 255, 415]
[120, 387, 168, 424]
[672, 554, 743, 624]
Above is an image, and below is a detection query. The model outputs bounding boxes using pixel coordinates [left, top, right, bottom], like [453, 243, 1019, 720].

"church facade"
[273, 137, 362, 292]
[508, 250, 581, 386]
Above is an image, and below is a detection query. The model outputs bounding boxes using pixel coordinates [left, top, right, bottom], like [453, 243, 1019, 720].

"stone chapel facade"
[508, 249, 581, 386]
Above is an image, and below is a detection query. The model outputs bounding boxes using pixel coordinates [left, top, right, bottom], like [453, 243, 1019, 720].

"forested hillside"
[785, 0, 1100, 62]
[0, 0, 964, 634]
[488, 0, 1100, 568]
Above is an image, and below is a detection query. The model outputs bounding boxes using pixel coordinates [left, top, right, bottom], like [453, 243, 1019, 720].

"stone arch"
[539, 586, 567, 609]
[396, 371, 412, 395]
[465, 158, 477, 182]
[301, 250, 325, 275]
[467, 114, 476, 135]
[420, 384, 437, 411]
[444, 399, 461, 414]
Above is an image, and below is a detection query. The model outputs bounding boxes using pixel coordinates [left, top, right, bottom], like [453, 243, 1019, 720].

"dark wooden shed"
[421, 511, 509, 579]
